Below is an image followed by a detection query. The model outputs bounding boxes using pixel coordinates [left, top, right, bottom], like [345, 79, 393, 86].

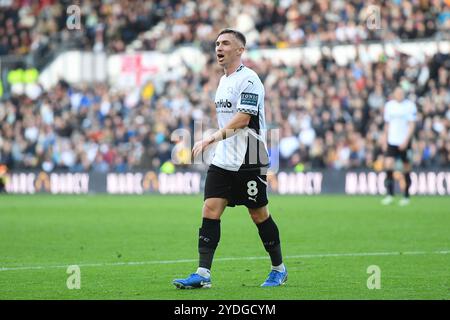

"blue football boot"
[173, 273, 212, 289]
[261, 268, 288, 287]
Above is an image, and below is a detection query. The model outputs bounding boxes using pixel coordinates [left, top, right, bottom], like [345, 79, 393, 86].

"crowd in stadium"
[0, 0, 449, 172]
[1, 0, 450, 56]
[1, 50, 449, 172]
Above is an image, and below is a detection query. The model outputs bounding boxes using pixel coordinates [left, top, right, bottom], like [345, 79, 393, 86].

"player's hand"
[192, 139, 212, 160]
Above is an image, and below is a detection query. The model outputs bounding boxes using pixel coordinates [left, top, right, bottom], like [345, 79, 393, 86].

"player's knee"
[403, 163, 412, 172]
[384, 158, 394, 169]
[202, 201, 223, 219]
[249, 207, 269, 224]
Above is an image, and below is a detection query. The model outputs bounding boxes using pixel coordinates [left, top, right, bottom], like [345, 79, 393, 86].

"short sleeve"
[236, 78, 262, 116]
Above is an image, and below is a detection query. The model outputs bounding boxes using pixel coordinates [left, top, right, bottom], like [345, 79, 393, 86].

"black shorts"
[204, 165, 268, 209]
[386, 144, 411, 163]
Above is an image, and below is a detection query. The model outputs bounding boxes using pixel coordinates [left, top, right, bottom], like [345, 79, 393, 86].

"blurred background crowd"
[0, 0, 449, 173]
[1, 0, 450, 56]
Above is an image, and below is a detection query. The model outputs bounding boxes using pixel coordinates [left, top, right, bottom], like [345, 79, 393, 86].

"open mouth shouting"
[217, 53, 225, 63]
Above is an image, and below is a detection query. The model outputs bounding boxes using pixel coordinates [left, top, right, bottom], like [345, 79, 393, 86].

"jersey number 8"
[247, 180, 258, 196]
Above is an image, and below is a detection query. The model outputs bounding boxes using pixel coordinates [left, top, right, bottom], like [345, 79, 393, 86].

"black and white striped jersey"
[211, 64, 269, 172]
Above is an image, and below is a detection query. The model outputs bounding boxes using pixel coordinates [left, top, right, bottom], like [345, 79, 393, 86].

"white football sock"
[196, 267, 211, 278]
[271, 263, 286, 273]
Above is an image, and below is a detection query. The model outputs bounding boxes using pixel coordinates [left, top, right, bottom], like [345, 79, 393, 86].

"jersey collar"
[226, 63, 245, 77]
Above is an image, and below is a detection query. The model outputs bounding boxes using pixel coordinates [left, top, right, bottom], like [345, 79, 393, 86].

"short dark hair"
[217, 28, 246, 47]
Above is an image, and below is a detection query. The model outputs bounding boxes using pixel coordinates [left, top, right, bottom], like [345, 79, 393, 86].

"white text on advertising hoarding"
[276, 172, 323, 195]
[107, 172, 201, 194]
[5, 173, 89, 194]
[345, 172, 450, 195]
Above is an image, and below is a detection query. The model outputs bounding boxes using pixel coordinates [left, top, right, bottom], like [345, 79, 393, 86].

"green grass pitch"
[0, 195, 449, 300]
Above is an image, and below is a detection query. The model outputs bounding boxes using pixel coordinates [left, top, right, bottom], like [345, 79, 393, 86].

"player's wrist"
[210, 130, 223, 143]
[207, 134, 216, 144]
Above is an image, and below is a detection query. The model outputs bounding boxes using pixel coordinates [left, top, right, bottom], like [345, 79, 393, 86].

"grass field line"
[1, 250, 449, 272]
